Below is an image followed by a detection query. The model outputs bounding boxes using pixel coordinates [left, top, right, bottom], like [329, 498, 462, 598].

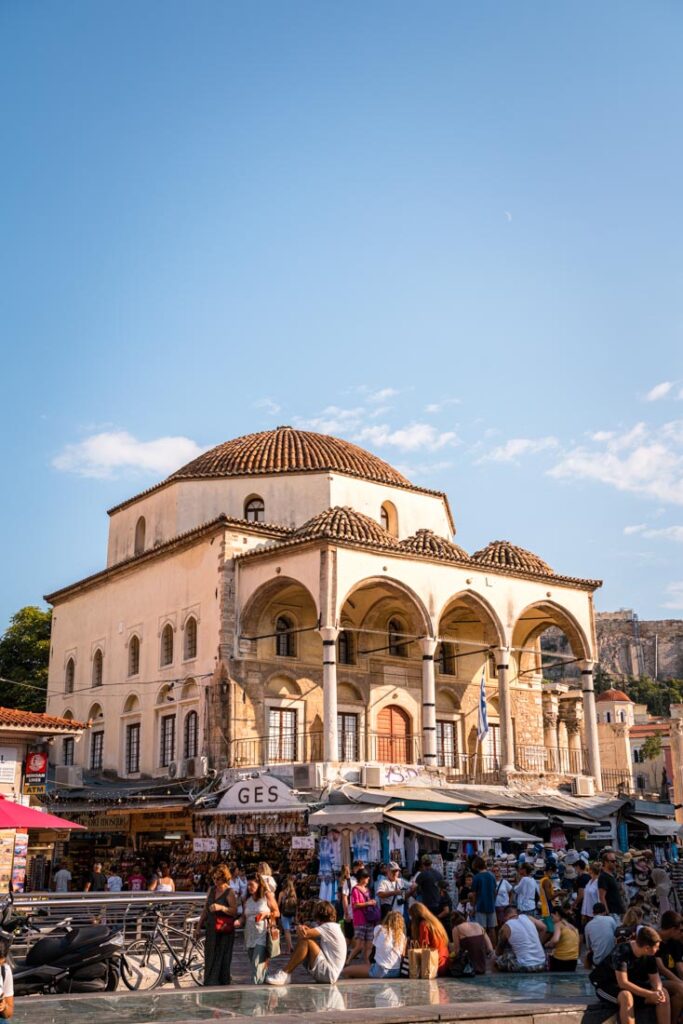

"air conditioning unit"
[361, 764, 383, 788]
[167, 760, 187, 780]
[293, 763, 323, 790]
[55, 765, 83, 788]
[572, 776, 595, 797]
[186, 756, 209, 778]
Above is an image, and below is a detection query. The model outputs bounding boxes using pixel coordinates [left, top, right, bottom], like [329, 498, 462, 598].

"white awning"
[309, 805, 386, 826]
[480, 809, 548, 824]
[383, 810, 538, 843]
[630, 815, 683, 837]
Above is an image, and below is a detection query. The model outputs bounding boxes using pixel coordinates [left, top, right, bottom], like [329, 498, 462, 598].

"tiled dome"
[294, 507, 401, 548]
[596, 689, 632, 703]
[471, 539, 553, 575]
[399, 529, 469, 562]
[169, 426, 411, 488]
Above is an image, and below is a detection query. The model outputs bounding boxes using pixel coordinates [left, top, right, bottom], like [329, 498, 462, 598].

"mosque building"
[44, 426, 604, 793]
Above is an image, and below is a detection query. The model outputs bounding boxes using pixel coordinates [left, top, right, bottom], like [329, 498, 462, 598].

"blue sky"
[1, 1, 682, 630]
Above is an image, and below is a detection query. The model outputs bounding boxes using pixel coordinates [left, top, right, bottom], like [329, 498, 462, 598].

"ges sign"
[217, 775, 303, 812]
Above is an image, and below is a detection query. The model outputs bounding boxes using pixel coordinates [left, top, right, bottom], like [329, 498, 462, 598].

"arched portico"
[511, 600, 600, 789]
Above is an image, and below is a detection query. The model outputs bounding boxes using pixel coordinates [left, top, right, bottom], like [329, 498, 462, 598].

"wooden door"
[377, 705, 411, 762]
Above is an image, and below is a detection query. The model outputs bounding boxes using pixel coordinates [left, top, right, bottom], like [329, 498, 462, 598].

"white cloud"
[663, 582, 683, 610]
[394, 460, 454, 479]
[253, 398, 281, 415]
[478, 436, 559, 463]
[424, 398, 461, 414]
[591, 430, 615, 442]
[294, 406, 365, 435]
[623, 524, 647, 535]
[549, 420, 683, 506]
[53, 431, 205, 479]
[354, 422, 459, 451]
[645, 381, 675, 401]
[366, 387, 400, 404]
[637, 525, 683, 543]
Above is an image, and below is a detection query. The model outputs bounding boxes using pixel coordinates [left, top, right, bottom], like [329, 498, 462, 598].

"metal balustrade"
[515, 745, 591, 776]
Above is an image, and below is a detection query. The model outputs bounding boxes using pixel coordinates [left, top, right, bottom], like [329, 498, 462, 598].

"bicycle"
[121, 906, 204, 990]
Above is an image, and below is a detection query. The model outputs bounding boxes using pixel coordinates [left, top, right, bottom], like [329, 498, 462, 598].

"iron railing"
[229, 731, 423, 766]
[515, 745, 591, 776]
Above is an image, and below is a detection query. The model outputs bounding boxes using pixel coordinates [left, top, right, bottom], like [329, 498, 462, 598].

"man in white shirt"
[493, 864, 514, 927]
[376, 862, 408, 917]
[0, 937, 14, 1019]
[52, 862, 72, 893]
[584, 903, 617, 967]
[514, 864, 539, 914]
[266, 901, 347, 986]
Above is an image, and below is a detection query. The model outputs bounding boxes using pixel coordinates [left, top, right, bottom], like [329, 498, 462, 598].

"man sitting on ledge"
[494, 907, 547, 973]
[266, 901, 347, 987]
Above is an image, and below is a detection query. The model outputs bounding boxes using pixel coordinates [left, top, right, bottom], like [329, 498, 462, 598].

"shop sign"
[0, 748, 18, 785]
[217, 776, 303, 812]
[24, 751, 48, 794]
[193, 837, 217, 852]
[130, 809, 192, 832]
[292, 835, 315, 850]
[72, 812, 131, 832]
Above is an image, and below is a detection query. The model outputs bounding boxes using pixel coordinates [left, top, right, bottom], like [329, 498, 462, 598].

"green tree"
[640, 734, 663, 761]
[0, 606, 52, 712]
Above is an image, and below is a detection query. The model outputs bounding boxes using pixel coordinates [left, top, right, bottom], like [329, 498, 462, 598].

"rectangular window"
[160, 714, 176, 768]
[268, 708, 297, 763]
[90, 731, 104, 771]
[481, 722, 501, 766]
[337, 712, 359, 761]
[436, 720, 457, 768]
[63, 737, 74, 767]
[126, 723, 141, 774]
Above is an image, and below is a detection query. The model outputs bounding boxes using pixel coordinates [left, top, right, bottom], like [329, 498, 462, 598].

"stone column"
[319, 626, 339, 763]
[495, 646, 515, 773]
[420, 638, 438, 766]
[579, 659, 602, 791]
[543, 710, 559, 772]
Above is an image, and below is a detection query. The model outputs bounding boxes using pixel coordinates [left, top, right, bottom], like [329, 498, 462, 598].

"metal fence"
[10, 892, 207, 955]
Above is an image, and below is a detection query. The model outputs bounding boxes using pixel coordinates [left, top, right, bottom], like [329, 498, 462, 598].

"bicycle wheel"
[121, 939, 165, 991]
[170, 936, 205, 987]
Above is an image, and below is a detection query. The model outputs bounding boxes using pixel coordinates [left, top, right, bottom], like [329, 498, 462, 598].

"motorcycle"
[0, 893, 124, 994]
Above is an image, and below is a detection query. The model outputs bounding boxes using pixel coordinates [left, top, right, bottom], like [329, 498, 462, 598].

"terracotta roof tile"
[399, 529, 469, 562]
[0, 707, 85, 731]
[471, 539, 553, 575]
[294, 506, 401, 549]
[595, 689, 632, 703]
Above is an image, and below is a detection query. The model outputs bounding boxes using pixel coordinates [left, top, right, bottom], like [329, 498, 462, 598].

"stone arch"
[436, 591, 505, 649]
[511, 600, 591, 680]
[62, 708, 74, 720]
[88, 702, 103, 721]
[436, 687, 462, 712]
[122, 693, 141, 714]
[239, 576, 320, 642]
[266, 675, 303, 698]
[338, 680, 363, 703]
[156, 683, 174, 705]
[181, 678, 199, 701]
[337, 577, 432, 664]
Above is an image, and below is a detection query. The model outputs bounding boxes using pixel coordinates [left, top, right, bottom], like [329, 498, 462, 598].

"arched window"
[380, 501, 398, 537]
[338, 630, 354, 665]
[92, 649, 103, 688]
[160, 624, 174, 666]
[184, 617, 197, 660]
[65, 658, 75, 694]
[128, 635, 140, 677]
[245, 496, 265, 523]
[184, 710, 199, 759]
[437, 643, 456, 675]
[388, 618, 406, 657]
[134, 516, 146, 555]
[275, 616, 295, 658]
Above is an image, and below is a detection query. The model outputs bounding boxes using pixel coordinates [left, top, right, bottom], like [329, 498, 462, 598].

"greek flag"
[477, 666, 489, 741]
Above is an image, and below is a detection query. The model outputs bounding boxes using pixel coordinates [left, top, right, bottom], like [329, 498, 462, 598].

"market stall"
[0, 795, 84, 892]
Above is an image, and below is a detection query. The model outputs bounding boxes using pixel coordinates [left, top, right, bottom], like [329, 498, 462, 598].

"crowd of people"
[51, 860, 176, 894]
[191, 843, 683, 1024]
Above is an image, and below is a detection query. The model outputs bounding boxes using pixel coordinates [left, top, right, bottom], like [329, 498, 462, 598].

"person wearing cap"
[376, 862, 408, 921]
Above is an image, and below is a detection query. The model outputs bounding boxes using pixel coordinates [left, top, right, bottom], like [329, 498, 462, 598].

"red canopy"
[0, 795, 85, 830]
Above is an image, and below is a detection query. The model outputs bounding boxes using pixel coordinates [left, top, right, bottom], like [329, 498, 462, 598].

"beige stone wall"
[598, 722, 633, 781]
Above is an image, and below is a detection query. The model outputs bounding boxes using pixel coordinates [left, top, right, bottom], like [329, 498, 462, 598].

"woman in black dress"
[200, 864, 238, 986]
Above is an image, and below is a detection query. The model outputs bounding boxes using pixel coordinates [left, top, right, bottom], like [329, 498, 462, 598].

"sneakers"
[266, 969, 291, 987]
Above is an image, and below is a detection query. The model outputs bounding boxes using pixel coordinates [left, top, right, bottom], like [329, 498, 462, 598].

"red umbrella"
[0, 795, 85, 830]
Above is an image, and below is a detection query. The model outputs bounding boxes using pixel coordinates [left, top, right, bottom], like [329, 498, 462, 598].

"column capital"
[577, 659, 594, 674]
[318, 626, 340, 644]
[420, 636, 437, 658]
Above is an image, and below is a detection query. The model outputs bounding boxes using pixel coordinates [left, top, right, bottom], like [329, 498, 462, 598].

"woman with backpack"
[278, 876, 298, 954]
[346, 869, 380, 966]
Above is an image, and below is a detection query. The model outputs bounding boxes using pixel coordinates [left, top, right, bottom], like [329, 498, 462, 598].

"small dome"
[169, 426, 411, 488]
[471, 539, 553, 575]
[596, 689, 633, 703]
[294, 507, 400, 548]
[399, 529, 469, 562]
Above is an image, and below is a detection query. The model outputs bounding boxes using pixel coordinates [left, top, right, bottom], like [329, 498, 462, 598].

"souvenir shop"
[190, 775, 319, 896]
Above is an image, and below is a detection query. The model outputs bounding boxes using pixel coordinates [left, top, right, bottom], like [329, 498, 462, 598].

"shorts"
[310, 952, 338, 984]
[495, 951, 546, 973]
[354, 922, 375, 943]
[475, 911, 497, 929]
[280, 916, 293, 931]
[369, 963, 401, 979]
